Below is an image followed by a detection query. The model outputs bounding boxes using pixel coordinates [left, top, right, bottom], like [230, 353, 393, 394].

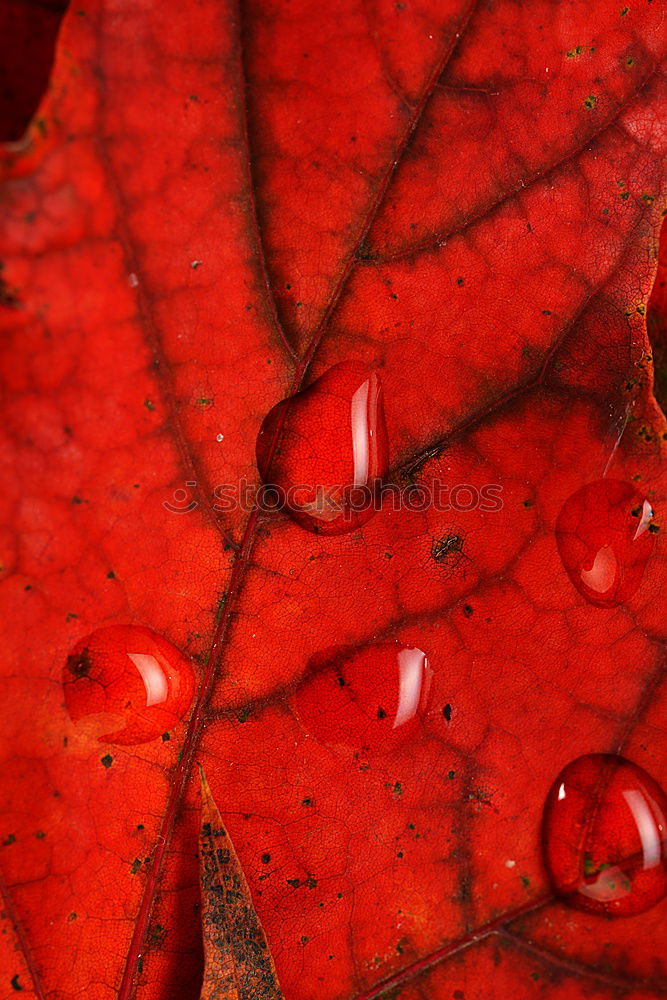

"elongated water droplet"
[293, 643, 432, 751]
[542, 753, 667, 916]
[63, 625, 195, 745]
[256, 361, 388, 535]
[555, 479, 655, 606]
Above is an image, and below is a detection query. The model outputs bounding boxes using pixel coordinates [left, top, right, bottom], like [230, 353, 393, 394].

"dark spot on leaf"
[431, 532, 466, 571]
[100, 754, 113, 769]
[66, 648, 92, 679]
[148, 923, 166, 947]
[0, 274, 20, 308]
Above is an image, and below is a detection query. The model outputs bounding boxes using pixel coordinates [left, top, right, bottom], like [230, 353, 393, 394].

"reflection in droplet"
[542, 753, 667, 916]
[127, 653, 169, 707]
[293, 642, 432, 751]
[351, 378, 372, 486]
[579, 544, 617, 594]
[555, 479, 656, 606]
[63, 625, 195, 745]
[255, 362, 389, 535]
[634, 500, 654, 540]
[394, 647, 430, 728]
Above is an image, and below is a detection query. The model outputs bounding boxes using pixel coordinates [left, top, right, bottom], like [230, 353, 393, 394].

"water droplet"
[293, 643, 432, 751]
[542, 753, 667, 916]
[555, 479, 655, 606]
[255, 362, 388, 534]
[63, 625, 195, 745]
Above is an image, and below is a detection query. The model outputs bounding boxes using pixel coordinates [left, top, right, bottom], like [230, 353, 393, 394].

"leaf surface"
[1, 2, 667, 999]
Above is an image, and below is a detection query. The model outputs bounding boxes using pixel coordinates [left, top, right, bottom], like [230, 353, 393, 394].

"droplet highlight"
[256, 361, 389, 535]
[542, 753, 667, 916]
[293, 643, 433, 751]
[63, 625, 195, 745]
[555, 479, 655, 606]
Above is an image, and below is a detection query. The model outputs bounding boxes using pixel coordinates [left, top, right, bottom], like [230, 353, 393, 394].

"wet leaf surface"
[1, 1, 667, 998]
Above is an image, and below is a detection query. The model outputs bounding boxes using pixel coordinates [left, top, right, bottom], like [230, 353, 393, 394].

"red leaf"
[1, 1, 667, 999]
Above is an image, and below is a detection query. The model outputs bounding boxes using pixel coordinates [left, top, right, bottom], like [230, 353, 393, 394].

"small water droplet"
[555, 479, 655, 606]
[542, 753, 667, 916]
[63, 625, 195, 745]
[293, 643, 432, 751]
[255, 362, 389, 535]
[216, 433, 224, 442]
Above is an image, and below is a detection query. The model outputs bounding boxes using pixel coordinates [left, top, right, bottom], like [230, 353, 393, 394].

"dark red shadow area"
[0, 0, 69, 141]
[648, 215, 667, 416]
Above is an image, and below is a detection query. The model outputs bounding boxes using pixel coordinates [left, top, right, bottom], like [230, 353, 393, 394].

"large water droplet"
[293, 643, 433, 751]
[256, 362, 388, 535]
[542, 753, 667, 916]
[63, 625, 196, 745]
[555, 479, 655, 606]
